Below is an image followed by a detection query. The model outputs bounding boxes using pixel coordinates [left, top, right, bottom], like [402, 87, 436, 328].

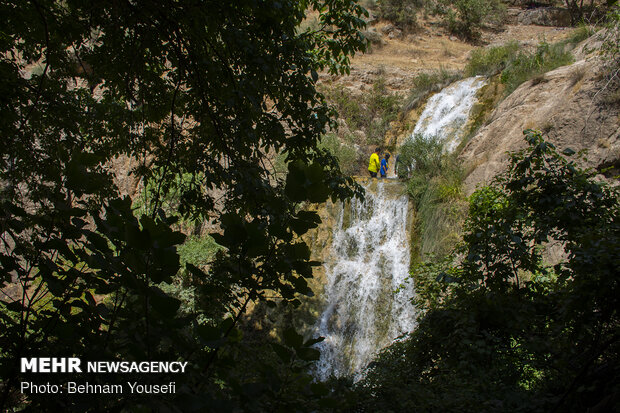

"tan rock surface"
[460, 57, 620, 195]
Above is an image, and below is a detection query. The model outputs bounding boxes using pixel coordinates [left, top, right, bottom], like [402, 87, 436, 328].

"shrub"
[501, 40, 574, 94]
[567, 23, 596, 44]
[323, 85, 366, 130]
[353, 131, 620, 412]
[319, 133, 360, 175]
[465, 41, 520, 77]
[323, 77, 403, 147]
[443, 0, 506, 41]
[466, 39, 575, 95]
[397, 133, 444, 181]
[377, 0, 425, 30]
[399, 134, 467, 259]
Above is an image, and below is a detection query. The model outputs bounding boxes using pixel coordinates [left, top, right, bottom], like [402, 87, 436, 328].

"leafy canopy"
[0, 0, 367, 411]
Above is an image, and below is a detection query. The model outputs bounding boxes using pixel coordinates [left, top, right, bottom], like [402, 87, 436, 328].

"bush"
[377, 0, 425, 30]
[501, 40, 574, 94]
[443, 0, 506, 41]
[319, 133, 360, 175]
[323, 85, 366, 130]
[466, 39, 575, 95]
[399, 134, 467, 259]
[323, 77, 403, 147]
[353, 131, 620, 412]
[397, 133, 444, 181]
[465, 41, 520, 77]
[567, 23, 596, 44]
[600, 4, 620, 83]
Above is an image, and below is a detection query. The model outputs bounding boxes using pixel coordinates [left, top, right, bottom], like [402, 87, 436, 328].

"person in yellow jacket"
[368, 147, 381, 178]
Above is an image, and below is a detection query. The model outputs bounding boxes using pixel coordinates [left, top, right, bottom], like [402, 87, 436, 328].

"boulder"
[517, 7, 571, 27]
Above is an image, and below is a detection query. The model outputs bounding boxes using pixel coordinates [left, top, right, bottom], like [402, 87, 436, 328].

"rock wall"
[460, 55, 620, 195]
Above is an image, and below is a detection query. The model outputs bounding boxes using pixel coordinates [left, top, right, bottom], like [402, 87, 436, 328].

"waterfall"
[314, 181, 416, 381]
[412, 76, 486, 152]
[311, 77, 485, 381]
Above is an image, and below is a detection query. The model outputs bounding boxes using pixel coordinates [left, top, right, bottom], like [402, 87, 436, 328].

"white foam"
[412, 76, 486, 152]
[314, 182, 416, 381]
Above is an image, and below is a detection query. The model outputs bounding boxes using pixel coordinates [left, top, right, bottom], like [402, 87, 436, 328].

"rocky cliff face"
[460, 44, 620, 195]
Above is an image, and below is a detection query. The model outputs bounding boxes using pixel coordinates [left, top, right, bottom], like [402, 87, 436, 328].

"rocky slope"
[460, 37, 620, 194]
[322, 13, 573, 97]
[329, 3, 618, 192]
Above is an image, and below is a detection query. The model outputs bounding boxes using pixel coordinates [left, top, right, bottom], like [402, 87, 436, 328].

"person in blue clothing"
[379, 153, 390, 178]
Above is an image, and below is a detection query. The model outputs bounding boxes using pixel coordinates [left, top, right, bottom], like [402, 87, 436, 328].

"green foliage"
[467, 39, 575, 95]
[408, 254, 456, 314]
[568, 23, 596, 44]
[377, 0, 506, 39]
[563, 0, 611, 26]
[319, 133, 360, 175]
[399, 134, 467, 259]
[352, 130, 620, 412]
[177, 235, 221, 268]
[0, 0, 367, 410]
[501, 41, 574, 94]
[398, 133, 444, 181]
[377, 0, 425, 30]
[442, 0, 506, 41]
[600, 4, 620, 83]
[323, 76, 403, 146]
[465, 41, 520, 77]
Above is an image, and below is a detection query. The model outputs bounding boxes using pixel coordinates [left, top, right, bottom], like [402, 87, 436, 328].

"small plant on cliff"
[399, 134, 467, 259]
[0, 1, 367, 411]
[319, 133, 360, 175]
[501, 40, 574, 94]
[465, 41, 520, 77]
[323, 77, 403, 147]
[466, 39, 575, 95]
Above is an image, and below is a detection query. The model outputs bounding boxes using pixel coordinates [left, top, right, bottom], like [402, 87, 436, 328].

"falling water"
[412, 76, 486, 152]
[314, 181, 416, 381]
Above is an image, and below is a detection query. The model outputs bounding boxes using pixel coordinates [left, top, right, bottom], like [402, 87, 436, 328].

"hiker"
[380, 153, 390, 178]
[368, 147, 381, 178]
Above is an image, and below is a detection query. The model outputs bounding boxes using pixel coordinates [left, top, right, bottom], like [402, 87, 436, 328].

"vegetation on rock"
[353, 130, 620, 412]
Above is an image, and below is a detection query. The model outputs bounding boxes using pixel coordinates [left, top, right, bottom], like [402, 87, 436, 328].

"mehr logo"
[20, 358, 189, 373]
[21, 358, 82, 373]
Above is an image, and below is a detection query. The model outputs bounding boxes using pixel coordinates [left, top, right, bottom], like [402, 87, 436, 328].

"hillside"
[320, 1, 619, 189]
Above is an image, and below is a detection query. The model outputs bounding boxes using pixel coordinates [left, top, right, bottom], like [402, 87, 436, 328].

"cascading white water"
[312, 77, 485, 380]
[314, 181, 416, 381]
[412, 76, 486, 152]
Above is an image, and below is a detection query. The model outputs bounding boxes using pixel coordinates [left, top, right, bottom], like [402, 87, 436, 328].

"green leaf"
[283, 327, 304, 349]
[271, 343, 292, 363]
[296, 347, 320, 361]
[149, 286, 181, 318]
[303, 336, 325, 347]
